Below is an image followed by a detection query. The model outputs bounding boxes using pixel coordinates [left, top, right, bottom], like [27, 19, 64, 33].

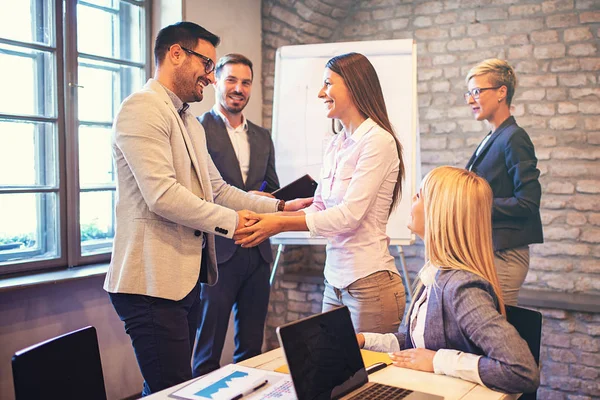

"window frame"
[0, 0, 152, 275]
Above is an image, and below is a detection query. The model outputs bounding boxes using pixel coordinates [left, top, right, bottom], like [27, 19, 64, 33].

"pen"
[259, 181, 268, 192]
[366, 362, 388, 375]
[229, 379, 269, 400]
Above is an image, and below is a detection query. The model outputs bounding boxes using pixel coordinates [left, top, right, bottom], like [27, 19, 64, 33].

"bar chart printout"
[169, 364, 296, 400]
[195, 370, 252, 398]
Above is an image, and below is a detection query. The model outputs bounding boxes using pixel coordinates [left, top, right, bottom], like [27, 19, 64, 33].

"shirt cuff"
[302, 204, 319, 215]
[362, 333, 401, 353]
[304, 212, 319, 237]
[433, 349, 485, 387]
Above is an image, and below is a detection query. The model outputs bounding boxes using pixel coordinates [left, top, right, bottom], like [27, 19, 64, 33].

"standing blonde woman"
[464, 59, 543, 305]
[235, 52, 406, 334]
[357, 166, 539, 394]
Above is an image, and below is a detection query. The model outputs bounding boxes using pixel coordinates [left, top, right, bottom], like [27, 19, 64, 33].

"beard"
[173, 61, 204, 103]
[222, 92, 250, 114]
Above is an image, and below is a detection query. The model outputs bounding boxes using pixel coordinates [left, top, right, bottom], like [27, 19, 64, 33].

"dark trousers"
[109, 254, 207, 396]
[192, 246, 270, 377]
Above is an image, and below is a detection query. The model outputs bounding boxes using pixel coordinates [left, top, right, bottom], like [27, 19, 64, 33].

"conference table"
[145, 348, 518, 400]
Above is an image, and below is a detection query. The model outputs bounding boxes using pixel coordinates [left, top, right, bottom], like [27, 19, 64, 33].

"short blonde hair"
[466, 58, 517, 106]
[421, 166, 505, 314]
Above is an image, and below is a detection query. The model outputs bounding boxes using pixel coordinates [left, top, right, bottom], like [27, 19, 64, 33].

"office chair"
[12, 326, 107, 400]
[505, 305, 542, 400]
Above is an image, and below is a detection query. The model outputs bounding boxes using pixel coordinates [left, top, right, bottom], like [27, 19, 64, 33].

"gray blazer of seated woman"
[357, 166, 539, 394]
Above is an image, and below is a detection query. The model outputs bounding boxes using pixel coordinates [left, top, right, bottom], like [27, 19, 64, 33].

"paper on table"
[169, 364, 295, 400]
[274, 349, 392, 374]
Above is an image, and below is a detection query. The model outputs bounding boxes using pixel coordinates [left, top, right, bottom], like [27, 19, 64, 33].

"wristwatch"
[277, 199, 285, 212]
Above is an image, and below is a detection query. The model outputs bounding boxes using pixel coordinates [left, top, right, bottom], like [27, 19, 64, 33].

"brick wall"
[261, 0, 600, 398]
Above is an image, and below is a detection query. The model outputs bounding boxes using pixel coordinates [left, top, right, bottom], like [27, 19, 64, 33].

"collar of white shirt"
[343, 117, 377, 142]
[419, 262, 438, 287]
[214, 106, 248, 132]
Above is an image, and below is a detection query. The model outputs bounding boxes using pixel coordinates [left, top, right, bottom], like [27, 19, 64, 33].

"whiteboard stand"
[394, 245, 413, 303]
[269, 244, 286, 286]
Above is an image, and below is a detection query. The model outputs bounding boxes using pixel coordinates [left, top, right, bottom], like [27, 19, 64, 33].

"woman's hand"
[356, 333, 365, 349]
[234, 213, 284, 247]
[388, 348, 436, 373]
[284, 197, 313, 211]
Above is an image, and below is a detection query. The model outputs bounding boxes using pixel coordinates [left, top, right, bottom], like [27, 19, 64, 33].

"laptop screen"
[276, 306, 368, 400]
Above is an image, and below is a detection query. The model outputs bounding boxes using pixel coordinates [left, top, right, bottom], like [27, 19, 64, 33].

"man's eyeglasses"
[180, 46, 215, 74]
[464, 86, 501, 103]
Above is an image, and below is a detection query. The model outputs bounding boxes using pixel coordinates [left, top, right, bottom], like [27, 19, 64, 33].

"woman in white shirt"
[356, 166, 539, 394]
[235, 52, 406, 333]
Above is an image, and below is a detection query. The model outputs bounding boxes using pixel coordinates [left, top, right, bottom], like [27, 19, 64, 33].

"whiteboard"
[271, 39, 420, 246]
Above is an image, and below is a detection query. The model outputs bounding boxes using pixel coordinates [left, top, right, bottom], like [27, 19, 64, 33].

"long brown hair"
[326, 52, 404, 214]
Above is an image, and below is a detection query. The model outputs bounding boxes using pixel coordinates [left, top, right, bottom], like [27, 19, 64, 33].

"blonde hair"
[421, 166, 505, 315]
[466, 58, 517, 106]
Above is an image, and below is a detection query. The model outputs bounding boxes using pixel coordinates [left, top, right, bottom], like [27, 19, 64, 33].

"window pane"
[0, 44, 56, 117]
[0, 119, 57, 187]
[119, 1, 145, 63]
[77, 61, 117, 123]
[78, 59, 145, 123]
[0, 0, 54, 45]
[80, 190, 115, 255]
[77, 1, 145, 63]
[77, 2, 115, 59]
[0, 193, 59, 264]
[79, 126, 114, 186]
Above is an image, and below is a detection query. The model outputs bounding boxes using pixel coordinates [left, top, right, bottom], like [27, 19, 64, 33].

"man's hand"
[284, 197, 313, 211]
[388, 348, 436, 372]
[248, 190, 275, 198]
[234, 213, 283, 248]
[234, 210, 260, 241]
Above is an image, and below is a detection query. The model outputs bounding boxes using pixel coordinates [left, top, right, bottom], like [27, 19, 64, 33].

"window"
[0, 0, 150, 275]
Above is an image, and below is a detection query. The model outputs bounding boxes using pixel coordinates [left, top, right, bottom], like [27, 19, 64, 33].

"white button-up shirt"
[303, 118, 400, 288]
[214, 106, 250, 184]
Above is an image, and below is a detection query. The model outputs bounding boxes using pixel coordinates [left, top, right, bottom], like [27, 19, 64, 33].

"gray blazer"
[395, 269, 540, 394]
[199, 109, 279, 264]
[104, 79, 278, 301]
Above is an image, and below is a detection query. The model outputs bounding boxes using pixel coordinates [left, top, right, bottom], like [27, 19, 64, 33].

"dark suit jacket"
[466, 116, 543, 251]
[199, 109, 280, 264]
[395, 269, 540, 394]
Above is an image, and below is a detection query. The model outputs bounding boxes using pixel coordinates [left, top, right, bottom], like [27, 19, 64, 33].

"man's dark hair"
[215, 53, 254, 80]
[154, 21, 220, 65]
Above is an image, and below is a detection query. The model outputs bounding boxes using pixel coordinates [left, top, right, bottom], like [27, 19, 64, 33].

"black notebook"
[272, 174, 318, 201]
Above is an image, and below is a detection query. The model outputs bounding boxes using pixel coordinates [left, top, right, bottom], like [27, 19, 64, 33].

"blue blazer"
[466, 116, 543, 251]
[395, 269, 540, 394]
[199, 109, 280, 264]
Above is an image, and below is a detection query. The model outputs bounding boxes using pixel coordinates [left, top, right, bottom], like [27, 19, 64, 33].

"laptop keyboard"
[346, 382, 413, 399]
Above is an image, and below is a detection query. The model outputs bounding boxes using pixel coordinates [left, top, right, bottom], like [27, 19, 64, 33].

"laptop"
[276, 306, 443, 400]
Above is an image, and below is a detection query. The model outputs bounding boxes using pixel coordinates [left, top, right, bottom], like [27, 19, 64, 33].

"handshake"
[233, 197, 313, 247]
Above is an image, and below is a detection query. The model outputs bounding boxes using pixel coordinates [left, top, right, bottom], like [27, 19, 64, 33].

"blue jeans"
[109, 256, 206, 396]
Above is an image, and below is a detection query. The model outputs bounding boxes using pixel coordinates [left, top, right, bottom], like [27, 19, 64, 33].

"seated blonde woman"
[356, 166, 539, 394]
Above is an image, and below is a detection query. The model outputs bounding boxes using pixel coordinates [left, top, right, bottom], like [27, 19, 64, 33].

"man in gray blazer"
[192, 54, 279, 377]
[104, 22, 301, 395]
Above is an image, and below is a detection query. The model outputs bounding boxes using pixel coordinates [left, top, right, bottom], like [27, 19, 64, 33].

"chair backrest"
[505, 305, 542, 400]
[12, 326, 107, 400]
